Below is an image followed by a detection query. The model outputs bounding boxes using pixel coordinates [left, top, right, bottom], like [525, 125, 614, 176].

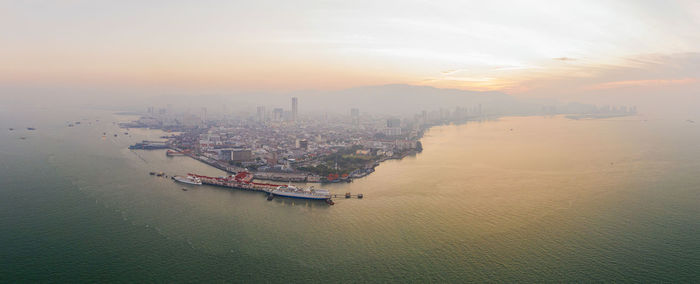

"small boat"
[8, 128, 13, 131]
[149, 172, 156, 175]
[27, 127, 36, 130]
[181, 188, 188, 191]
[113, 134, 117, 137]
[19, 137, 27, 140]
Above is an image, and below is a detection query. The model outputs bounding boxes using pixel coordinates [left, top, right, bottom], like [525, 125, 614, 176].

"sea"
[1, 105, 699, 282]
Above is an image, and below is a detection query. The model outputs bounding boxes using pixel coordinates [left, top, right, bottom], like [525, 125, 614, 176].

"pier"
[150, 171, 364, 204]
[333, 193, 364, 199]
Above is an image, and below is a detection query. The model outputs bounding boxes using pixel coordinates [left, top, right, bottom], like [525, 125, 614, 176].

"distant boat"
[166, 150, 188, 156]
[27, 127, 36, 130]
[687, 119, 695, 123]
[114, 134, 117, 137]
[68, 124, 74, 127]
[19, 137, 27, 140]
[130, 141, 169, 150]
[8, 128, 13, 131]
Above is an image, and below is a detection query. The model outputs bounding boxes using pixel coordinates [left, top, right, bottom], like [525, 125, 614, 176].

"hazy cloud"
[589, 78, 697, 90]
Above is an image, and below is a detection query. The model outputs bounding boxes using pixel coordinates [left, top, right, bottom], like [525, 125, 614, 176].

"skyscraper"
[256, 106, 266, 122]
[291, 97, 298, 121]
[350, 108, 359, 126]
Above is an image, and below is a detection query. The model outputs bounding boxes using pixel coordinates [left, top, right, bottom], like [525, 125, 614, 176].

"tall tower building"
[350, 108, 359, 126]
[291, 97, 298, 121]
[256, 106, 266, 122]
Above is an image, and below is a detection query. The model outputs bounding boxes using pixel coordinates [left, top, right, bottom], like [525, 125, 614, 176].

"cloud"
[493, 65, 538, 71]
[553, 57, 576, 61]
[440, 69, 461, 75]
[588, 78, 697, 90]
[516, 53, 700, 93]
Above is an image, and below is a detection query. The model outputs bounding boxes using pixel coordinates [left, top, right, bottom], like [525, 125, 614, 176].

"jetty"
[151, 170, 363, 204]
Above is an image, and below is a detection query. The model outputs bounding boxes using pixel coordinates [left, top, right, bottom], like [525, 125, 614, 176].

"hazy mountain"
[300, 84, 543, 116]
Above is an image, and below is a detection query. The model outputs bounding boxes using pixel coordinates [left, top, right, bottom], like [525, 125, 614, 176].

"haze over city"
[1, 1, 699, 282]
[3, 0, 700, 115]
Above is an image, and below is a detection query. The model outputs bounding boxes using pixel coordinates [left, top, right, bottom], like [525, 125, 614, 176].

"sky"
[1, 0, 699, 111]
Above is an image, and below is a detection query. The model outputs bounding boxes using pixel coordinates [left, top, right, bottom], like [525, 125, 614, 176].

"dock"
[332, 193, 364, 199]
[151, 171, 363, 204]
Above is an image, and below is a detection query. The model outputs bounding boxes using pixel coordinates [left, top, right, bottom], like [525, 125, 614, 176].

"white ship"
[172, 175, 202, 185]
[271, 185, 330, 200]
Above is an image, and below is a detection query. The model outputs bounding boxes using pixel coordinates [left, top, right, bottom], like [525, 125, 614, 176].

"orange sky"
[2, 0, 699, 106]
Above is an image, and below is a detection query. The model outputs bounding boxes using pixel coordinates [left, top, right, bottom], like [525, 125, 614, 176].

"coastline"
[133, 115, 499, 183]
[133, 112, 638, 183]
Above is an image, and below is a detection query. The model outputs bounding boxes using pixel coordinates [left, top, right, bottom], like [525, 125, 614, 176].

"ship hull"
[173, 176, 202, 185]
[271, 190, 329, 200]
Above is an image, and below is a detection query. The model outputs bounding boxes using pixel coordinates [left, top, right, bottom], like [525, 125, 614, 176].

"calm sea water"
[1, 105, 699, 282]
